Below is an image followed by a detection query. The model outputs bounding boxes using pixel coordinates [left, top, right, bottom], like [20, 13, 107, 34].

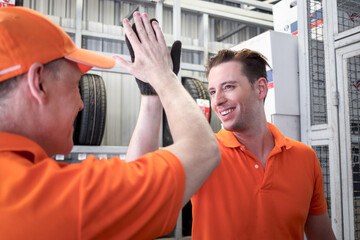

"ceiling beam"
[163, 0, 273, 28]
[224, 0, 273, 12]
[246, 0, 280, 10]
[217, 24, 247, 41]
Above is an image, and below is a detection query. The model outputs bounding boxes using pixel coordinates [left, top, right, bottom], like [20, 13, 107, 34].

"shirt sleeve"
[79, 149, 185, 240]
[308, 150, 328, 215]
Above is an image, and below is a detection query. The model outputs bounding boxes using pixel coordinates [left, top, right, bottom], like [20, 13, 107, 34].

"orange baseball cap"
[0, 7, 116, 82]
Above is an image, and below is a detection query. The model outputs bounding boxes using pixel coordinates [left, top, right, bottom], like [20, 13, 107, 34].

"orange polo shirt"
[0, 133, 185, 240]
[191, 123, 327, 240]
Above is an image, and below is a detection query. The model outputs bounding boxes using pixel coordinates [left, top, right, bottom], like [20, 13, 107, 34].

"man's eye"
[209, 91, 215, 96]
[224, 85, 233, 89]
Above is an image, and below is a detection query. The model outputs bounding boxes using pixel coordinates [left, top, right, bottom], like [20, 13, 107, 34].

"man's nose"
[213, 91, 226, 106]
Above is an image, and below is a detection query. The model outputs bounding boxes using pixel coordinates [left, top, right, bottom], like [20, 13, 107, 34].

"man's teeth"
[220, 109, 234, 116]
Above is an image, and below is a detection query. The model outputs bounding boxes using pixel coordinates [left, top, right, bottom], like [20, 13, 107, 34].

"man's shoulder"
[268, 123, 315, 154]
[283, 137, 317, 159]
[285, 136, 313, 149]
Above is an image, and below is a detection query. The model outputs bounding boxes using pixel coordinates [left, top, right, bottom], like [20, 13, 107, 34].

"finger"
[151, 20, 169, 57]
[151, 20, 165, 45]
[123, 18, 141, 53]
[112, 55, 132, 72]
[141, 13, 157, 43]
[133, 12, 150, 43]
[150, 18, 159, 41]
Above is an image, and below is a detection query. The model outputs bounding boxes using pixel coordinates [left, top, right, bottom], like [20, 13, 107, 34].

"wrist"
[140, 94, 163, 112]
[149, 71, 179, 94]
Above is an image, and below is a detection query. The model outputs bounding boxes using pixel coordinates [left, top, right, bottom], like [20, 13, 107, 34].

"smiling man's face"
[208, 61, 259, 132]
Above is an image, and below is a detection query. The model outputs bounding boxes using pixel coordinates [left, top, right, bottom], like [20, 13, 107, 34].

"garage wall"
[23, 0, 269, 146]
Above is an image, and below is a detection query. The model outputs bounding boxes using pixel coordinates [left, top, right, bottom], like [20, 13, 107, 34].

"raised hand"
[114, 12, 176, 91]
[125, 18, 182, 96]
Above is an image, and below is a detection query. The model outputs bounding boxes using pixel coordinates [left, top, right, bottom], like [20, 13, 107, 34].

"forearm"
[152, 72, 220, 206]
[305, 212, 336, 239]
[126, 95, 162, 162]
[153, 74, 211, 143]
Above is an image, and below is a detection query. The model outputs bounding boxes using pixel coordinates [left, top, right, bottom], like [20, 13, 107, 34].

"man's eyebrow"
[208, 81, 238, 91]
[221, 81, 238, 85]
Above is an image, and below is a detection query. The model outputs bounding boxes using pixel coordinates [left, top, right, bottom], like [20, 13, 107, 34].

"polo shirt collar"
[0, 132, 48, 163]
[216, 123, 293, 150]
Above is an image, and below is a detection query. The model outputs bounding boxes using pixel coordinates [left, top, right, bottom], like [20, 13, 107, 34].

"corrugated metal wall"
[23, 0, 271, 146]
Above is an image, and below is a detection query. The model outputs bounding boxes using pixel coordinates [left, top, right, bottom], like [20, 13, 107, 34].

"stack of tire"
[73, 74, 106, 146]
[73, 75, 211, 149]
[162, 77, 211, 147]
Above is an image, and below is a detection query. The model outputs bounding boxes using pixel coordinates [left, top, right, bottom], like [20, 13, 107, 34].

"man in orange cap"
[0, 7, 220, 239]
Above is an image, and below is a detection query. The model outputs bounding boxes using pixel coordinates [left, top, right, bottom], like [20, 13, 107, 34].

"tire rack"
[54, 145, 128, 163]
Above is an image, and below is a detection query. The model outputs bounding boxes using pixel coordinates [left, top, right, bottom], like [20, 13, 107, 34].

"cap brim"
[65, 48, 115, 74]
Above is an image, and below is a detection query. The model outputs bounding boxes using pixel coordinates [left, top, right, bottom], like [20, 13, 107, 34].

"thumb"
[113, 55, 132, 72]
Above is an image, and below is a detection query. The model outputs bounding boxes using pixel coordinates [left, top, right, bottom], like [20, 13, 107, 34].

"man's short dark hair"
[0, 75, 21, 99]
[206, 49, 271, 85]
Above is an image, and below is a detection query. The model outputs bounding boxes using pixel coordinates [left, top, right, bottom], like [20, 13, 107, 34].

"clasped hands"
[113, 12, 181, 95]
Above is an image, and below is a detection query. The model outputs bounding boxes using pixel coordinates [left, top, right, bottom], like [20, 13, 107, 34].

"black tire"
[15, 0, 23, 6]
[73, 74, 107, 145]
[182, 77, 212, 122]
[162, 77, 211, 147]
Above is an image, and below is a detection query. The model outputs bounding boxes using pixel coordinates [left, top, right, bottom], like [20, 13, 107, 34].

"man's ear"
[27, 62, 46, 105]
[255, 77, 268, 101]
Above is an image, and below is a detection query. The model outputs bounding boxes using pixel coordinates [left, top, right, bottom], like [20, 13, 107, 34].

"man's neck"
[232, 122, 274, 170]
